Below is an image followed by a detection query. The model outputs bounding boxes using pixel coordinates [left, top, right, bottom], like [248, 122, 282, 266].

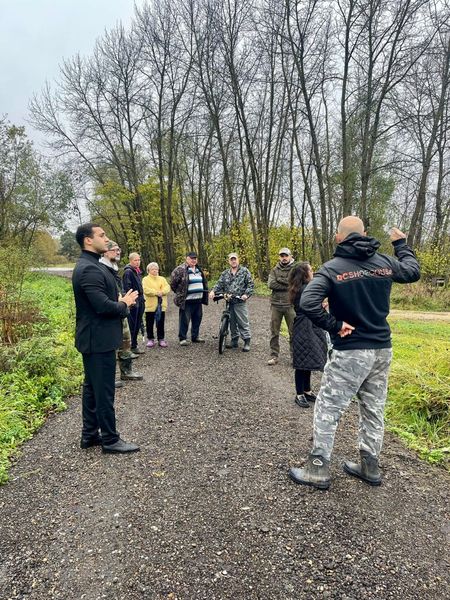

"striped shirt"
[186, 267, 204, 301]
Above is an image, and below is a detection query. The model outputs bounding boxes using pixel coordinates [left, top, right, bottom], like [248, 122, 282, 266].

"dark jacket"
[300, 235, 420, 350]
[292, 285, 328, 371]
[170, 263, 209, 309]
[72, 250, 128, 354]
[122, 264, 144, 297]
[268, 260, 296, 307]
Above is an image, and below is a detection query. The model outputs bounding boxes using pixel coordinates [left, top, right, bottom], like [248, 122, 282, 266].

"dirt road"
[0, 296, 449, 599]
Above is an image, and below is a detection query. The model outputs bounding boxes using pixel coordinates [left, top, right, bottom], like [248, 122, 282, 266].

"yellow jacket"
[142, 274, 170, 312]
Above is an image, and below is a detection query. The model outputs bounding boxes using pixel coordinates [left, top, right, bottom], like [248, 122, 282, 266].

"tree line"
[29, 0, 450, 278]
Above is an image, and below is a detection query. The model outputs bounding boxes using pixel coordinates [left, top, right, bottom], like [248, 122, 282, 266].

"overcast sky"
[0, 0, 143, 139]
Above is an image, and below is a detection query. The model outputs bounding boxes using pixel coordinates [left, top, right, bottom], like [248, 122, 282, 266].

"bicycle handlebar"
[213, 293, 241, 302]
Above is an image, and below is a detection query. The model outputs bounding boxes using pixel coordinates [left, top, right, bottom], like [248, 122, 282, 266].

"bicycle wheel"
[218, 313, 229, 354]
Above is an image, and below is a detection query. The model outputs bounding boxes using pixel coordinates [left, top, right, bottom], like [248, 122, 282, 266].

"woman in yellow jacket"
[142, 262, 171, 347]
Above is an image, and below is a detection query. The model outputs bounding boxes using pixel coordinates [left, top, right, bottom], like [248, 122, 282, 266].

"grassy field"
[0, 274, 82, 484]
[386, 318, 449, 465]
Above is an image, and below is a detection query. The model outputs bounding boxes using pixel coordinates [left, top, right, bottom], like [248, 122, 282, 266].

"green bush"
[0, 274, 82, 484]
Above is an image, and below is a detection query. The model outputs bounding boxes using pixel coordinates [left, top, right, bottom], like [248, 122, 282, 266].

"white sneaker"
[267, 357, 279, 365]
[179, 340, 190, 346]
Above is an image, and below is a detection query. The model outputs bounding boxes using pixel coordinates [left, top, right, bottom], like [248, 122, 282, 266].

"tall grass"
[390, 281, 450, 312]
[386, 318, 449, 466]
[0, 274, 82, 484]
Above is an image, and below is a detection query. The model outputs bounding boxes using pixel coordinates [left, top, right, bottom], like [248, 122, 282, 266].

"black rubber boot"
[225, 338, 239, 349]
[242, 339, 251, 352]
[289, 454, 331, 490]
[120, 357, 143, 381]
[343, 451, 382, 486]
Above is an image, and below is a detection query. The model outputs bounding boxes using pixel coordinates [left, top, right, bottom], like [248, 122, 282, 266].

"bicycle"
[213, 293, 240, 354]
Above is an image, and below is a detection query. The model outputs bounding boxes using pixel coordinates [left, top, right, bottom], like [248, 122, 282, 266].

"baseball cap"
[279, 247, 291, 256]
[186, 251, 198, 258]
[228, 252, 238, 259]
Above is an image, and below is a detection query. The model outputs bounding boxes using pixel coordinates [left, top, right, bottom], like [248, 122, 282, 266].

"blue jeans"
[179, 301, 203, 340]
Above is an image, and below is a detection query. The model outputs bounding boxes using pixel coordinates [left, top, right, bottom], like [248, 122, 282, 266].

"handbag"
[155, 297, 163, 323]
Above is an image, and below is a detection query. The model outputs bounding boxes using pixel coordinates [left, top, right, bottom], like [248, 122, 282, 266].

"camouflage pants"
[311, 348, 393, 460]
[117, 318, 132, 361]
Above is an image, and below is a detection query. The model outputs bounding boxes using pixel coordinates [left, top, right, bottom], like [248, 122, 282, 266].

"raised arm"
[390, 237, 421, 284]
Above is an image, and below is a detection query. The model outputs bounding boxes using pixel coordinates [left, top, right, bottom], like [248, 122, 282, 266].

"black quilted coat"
[292, 285, 328, 371]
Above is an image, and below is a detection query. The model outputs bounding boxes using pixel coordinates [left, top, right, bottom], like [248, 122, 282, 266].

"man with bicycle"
[209, 253, 254, 352]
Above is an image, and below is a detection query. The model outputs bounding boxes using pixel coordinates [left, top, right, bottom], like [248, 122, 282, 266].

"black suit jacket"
[72, 250, 128, 354]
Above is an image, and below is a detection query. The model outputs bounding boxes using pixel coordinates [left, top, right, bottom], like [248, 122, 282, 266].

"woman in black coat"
[288, 262, 328, 408]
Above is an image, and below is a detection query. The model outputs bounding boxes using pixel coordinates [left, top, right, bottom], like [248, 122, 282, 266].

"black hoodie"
[300, 234, 420, 350]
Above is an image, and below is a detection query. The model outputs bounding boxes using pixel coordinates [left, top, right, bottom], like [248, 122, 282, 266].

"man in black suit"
[73, 223, 140, 454]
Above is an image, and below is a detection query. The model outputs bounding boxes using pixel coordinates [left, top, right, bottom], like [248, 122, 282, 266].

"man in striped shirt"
[170, 252, 209, 345]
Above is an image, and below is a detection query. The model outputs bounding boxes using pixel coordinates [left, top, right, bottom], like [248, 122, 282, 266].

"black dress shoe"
[80, 436, 102, 449]
[102, 438, 140, 454]
[304, 392, 317, 402]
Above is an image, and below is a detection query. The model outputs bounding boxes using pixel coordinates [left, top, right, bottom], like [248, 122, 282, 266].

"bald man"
[289, 217, 420, 489]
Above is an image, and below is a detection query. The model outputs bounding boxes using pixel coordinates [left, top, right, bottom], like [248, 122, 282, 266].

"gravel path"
[0, 296, 449, 600]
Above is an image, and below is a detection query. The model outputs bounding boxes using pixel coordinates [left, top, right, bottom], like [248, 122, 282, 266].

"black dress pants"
[128, 296, 145, 349]
[295, 369, 311, 395]
[82, 351, 119, 445]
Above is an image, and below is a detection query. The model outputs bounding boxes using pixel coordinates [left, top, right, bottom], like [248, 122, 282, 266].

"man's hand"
[119, 289, 138, 307]
[241, 294, 248, 301]
[338, 322, 355, 337]
[389, 227, 407, 242]
[209, 290, 216, 299]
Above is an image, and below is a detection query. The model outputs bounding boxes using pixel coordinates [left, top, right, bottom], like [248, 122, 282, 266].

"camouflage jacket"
[213, 266, 254, 301]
